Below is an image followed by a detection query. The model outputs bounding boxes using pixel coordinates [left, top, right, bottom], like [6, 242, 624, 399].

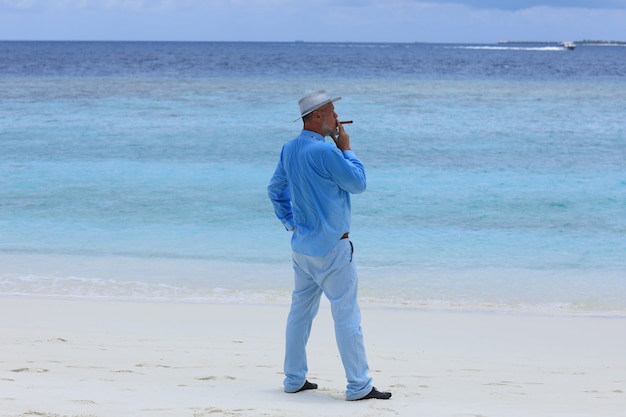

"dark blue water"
[1, 41, 624, 80]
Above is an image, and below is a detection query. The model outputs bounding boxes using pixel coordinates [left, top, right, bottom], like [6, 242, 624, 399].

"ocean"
[1, 41, 625, 315]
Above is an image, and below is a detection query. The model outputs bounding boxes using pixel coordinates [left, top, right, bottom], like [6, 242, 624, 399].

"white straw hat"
[294, 90, 341, 122]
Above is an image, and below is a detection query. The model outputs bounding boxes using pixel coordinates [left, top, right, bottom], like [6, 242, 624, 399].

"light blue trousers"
[283, 239, 373, 401]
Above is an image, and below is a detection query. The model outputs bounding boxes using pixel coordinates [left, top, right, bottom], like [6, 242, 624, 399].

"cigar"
[339, 120, 353, 124]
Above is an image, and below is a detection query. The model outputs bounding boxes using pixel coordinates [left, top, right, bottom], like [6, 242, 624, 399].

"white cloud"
[0, 0, 36, 11]
[426, 0, 626, 10]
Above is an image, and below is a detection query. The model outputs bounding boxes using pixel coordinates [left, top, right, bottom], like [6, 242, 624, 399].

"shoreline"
[2, 252, 626, 317]
[1, 296, 625, 417]
[3, 293, 626, 319]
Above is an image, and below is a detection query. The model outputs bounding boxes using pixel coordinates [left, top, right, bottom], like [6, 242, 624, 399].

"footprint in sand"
[48, 337, 68, 343]
[196, 376, 237, 381]
[10, 368, 49, 373]
[193, 407, 255, 416]
[196, 376, 217, 381]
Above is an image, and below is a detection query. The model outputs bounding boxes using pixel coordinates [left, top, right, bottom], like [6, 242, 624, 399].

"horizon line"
[2, 39, 623, 44]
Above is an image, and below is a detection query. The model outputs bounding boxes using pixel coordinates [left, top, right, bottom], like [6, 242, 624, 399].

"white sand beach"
[1, 296, 624, 417]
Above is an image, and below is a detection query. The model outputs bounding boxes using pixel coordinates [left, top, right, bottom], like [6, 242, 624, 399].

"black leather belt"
[341, 233, 349, 240]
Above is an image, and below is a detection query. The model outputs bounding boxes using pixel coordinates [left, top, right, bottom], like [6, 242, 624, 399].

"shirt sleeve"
[267, 153, 295, 231]
[324, 147, 367, 194]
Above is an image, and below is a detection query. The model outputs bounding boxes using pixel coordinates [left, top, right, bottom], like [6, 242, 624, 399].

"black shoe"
[356, 387, 392, 400]
[294, 380, 318, 393]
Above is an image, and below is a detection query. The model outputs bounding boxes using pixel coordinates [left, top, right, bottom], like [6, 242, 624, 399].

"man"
[267, 90, 391, 401]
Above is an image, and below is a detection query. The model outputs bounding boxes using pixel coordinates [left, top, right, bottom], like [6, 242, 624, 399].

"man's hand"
[332, 120, 351, 151]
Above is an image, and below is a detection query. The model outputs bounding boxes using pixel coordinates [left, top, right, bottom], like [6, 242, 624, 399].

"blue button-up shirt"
[268, 130, 366, 256]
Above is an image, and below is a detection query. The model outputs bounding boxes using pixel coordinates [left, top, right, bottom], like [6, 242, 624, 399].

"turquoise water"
[1, 42, 625, 314]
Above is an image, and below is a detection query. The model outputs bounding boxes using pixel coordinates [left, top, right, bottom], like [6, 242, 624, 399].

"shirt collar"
[301, 129, 324, 141]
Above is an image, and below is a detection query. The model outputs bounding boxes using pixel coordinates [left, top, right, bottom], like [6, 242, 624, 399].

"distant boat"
[560, 42, 576, 50]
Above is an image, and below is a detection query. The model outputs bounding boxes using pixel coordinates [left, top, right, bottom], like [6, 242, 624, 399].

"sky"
[1, 0, 625, 43]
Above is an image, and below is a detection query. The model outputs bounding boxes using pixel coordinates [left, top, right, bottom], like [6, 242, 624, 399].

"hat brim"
[293, 96, 341, 122]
